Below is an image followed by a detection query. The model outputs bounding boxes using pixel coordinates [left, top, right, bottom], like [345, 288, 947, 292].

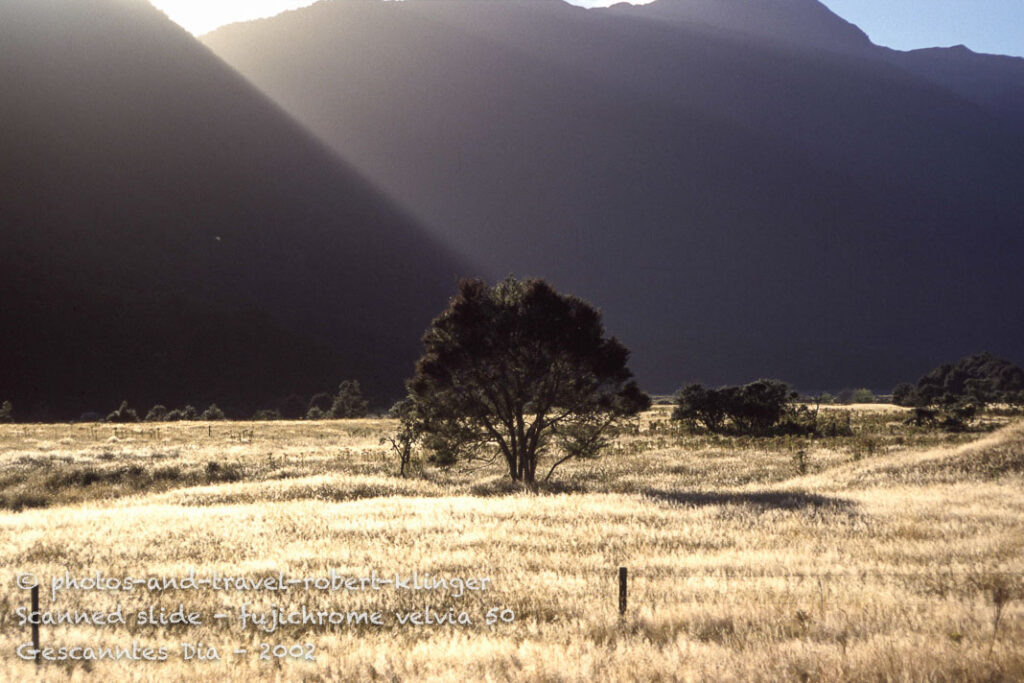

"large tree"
[404, 277, 650, 484]
[915, 352, 1024, 408]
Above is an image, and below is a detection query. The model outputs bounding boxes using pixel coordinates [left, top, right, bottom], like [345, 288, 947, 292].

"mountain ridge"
[1, 0, 472, 418]
[607, 0, 874, 55]
[202, 0, 1024, 393]
[602, 0, 1024, 118]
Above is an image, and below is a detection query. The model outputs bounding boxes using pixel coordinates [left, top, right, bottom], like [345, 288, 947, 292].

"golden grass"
[0, 413, 1022, 681]
[787, 421, 1024, 490]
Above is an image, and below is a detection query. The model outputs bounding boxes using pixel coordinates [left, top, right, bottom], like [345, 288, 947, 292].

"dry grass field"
[1, 407, 1022, 681]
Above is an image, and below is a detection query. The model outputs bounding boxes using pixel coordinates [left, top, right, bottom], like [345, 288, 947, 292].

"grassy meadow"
[1, 406, 1023, 681]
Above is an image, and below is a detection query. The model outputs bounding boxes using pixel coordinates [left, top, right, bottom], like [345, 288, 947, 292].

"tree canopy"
[672, 379, 799, 435]
[403, 277, 650, 484]
[914, 352, 1024, 408]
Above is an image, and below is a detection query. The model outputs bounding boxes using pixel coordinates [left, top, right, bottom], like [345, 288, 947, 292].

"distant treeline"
[0, 381, 370, 424]
[672, 379, 854, 438]
[809, 388, 883, 405]
[3, 354, 1022, 427]
[671, 353, 1024, 437]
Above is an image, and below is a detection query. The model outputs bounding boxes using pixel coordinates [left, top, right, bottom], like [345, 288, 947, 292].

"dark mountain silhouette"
[609, 0, 874, 55]
[610, 0, 1024, 118]
[882, 46, 1024, 120]
[202, 0, 1024, 393]
[0, 0, 468, 419]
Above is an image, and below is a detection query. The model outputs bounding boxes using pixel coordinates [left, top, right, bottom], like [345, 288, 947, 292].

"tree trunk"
[522, 448, 537, 484]
[505, 451, 519, 480]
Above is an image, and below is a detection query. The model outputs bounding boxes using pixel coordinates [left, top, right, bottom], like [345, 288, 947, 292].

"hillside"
[611, 0, 1024, 119]
[202, 0, 1024, 394]
[0, 0, 469, 418]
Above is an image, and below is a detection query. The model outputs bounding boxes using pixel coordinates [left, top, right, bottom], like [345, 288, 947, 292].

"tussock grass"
[0, 412, 1021, 681]
[150, 473, 447, 507]
[786, 421, 1024, 490]
[1, 410, 1008, 511]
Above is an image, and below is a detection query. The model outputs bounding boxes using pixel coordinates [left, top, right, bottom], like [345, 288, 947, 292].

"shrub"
[308, 392, 333, 413]
[672, 384, 727, 432]
[816, 411, 854, 437]
[164, 405, 198, 421]
[895, 352, 1024, 429]
[145, 405, 169, 422]
[916, 352, 1024, 408]
[200, 404, 226, 420]
[851, 388, 876, 404]
[775, 404, 820, 436]
[1, 490, 50, 512]
[205, 461, 243, 482]
[835, 388, 855, 404]
[253, 409, 283, 421]
[329, 380, 369, 419]
[907, 407, 939, 427]
[551, 413, 619, 460]
[0, 401, 13, 423]
[940, 401, 977, 432]
[106, 400, 139, 423]
[724, 379, 797, 434]
[671, 379, 798, 436]
[892, 383, 918, 407]
[381, 398, 420, 477]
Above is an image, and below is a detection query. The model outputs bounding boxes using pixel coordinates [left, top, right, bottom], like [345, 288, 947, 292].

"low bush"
[672, 379, 799, 436]
[145, 405, 169, 422]
[106, 400, 139, 423]
[200, 404, 226, 420]
[328, 380, 369, 419]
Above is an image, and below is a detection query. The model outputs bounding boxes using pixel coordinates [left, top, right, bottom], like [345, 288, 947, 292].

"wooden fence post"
[618, 567, 627, 616]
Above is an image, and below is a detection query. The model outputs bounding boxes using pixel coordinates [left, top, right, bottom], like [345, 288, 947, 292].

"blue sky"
[821, 0, 1024, 57]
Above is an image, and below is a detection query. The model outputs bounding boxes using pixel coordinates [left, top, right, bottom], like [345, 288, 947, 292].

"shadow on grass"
[466, 477, 855, 511]
[0, 462, 246, 512]
[467, 476, 589, 497]
[641, 488, 856, 511]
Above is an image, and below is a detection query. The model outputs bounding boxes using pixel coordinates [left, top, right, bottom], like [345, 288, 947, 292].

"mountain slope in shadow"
[609, 0, 874, 55]
[610, 0, 1024, 119]
[0, 0, 470, 418]
[203, 0, 1024, 393]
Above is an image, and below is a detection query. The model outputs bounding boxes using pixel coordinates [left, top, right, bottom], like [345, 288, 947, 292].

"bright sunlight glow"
[148, 0, 653, 35]
[148, 0, 321, 35]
